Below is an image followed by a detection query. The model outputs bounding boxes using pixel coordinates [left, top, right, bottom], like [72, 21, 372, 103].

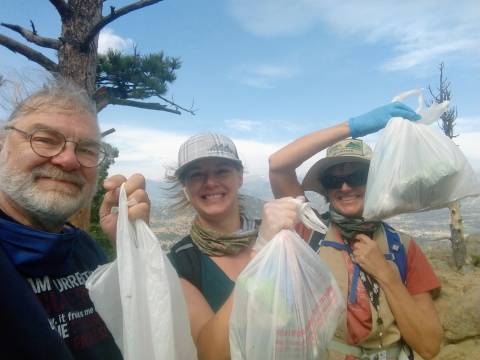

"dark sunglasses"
[320, 168, 369, 190]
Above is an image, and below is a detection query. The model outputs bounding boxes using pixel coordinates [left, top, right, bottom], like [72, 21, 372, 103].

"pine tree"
[0, 1, 193, 229]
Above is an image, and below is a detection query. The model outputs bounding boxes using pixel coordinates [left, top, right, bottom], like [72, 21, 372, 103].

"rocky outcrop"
[427, 234, 480, 360]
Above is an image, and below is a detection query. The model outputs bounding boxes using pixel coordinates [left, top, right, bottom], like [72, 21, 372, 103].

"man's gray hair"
[6, 77, 97, 125]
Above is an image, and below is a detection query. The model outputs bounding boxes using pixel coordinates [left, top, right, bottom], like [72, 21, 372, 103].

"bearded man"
[0, 79, 149, 360]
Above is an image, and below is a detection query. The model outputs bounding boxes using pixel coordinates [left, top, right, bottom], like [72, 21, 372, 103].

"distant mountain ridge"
[146, 176, 480, 247]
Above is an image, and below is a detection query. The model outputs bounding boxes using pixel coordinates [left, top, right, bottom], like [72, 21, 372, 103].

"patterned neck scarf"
[329, 207, 381, 241]
[329, 206, 385, 347]
[190, 214, 259, 256]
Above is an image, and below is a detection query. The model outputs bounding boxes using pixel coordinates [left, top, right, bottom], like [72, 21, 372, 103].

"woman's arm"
[269, 122, 351, 199]
[380, 279, 442, 359]
[181, 198, 301, 360]
[180, 279, 233, 360]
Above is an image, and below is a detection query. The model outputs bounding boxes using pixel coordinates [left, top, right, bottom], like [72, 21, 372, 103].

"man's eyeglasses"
[5, 126, 107, 168]
[320, 168, 369, 190]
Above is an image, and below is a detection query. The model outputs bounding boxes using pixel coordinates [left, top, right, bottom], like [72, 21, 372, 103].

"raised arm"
[268, 103, 421, 199]
[269, 122, 351, 199]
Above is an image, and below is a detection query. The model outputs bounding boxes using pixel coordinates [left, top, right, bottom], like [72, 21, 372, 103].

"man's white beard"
[0, 160, 95, 228]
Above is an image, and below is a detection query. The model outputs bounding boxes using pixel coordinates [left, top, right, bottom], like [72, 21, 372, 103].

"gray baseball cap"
[175, 132, 242, 177]
[302, 139, 372, 194]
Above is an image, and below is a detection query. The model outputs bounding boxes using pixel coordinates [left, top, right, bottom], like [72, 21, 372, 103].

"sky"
[1, 0, 479, 181]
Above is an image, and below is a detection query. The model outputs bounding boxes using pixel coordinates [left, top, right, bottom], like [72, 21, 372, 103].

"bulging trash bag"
[86, 184, 197, 360]
[363, 89, 480, 220]
[230, 229, 344, 360]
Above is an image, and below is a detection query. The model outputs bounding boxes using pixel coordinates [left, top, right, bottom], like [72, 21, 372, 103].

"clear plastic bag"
[86, 184, 197, 360]
[230, 229, 344, 360]
[363, 89, 480, 220]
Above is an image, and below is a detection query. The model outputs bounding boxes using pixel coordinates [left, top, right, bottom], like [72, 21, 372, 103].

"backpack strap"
[382, 223, 408, 284]
[308, 211, 331, 252]
[309, 222, 408, 302]
[167, 235, 202, 291]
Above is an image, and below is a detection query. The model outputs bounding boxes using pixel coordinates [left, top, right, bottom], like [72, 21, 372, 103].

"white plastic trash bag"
[363, 89, 480, 220]
[86, 184, 197, 360]
[230, 229, 344, 360]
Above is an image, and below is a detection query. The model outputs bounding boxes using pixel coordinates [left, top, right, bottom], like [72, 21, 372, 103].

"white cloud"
[101, 119, 480, 181]
[233, 64, 297, 89]
[455, 116, 480, 134]
[228, 0, 480, 71]
[225, 119, 261, 131]
[98, 28, 134, 55]
[100, 122, 321, 180]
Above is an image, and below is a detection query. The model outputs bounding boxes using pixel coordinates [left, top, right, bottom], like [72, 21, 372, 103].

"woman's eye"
[189, 172, 204, 180]
[217, 168, 231, 176]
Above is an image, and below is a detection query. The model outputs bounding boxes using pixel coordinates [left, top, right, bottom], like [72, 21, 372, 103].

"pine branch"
[49, 0, 72, 20]
[1, 23, 60, 49]
[83, 0, 163, 48]
[108, 98, 181, 114]
[0, 33, 58, 72]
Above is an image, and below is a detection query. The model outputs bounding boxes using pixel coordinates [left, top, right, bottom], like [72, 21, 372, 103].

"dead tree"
[427, 63, 466, 269]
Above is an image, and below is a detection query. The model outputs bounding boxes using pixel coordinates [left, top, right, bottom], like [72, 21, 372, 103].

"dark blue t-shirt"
[0, 211, 122, 360]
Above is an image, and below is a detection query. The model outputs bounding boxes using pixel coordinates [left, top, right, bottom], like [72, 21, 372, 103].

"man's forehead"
[14, 111, 100, 139]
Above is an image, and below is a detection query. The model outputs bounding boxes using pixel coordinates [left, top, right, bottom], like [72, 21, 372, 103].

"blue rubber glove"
[348, 102, 421, 138]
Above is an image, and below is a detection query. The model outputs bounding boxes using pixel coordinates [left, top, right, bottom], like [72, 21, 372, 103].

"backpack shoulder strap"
[308, 211, 331, 252]
[168, 235, 202, 291]
[382, 223, 408, 284]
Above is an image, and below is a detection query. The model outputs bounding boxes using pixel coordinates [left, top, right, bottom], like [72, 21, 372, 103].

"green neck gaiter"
[190, 215, 258, 256]
[329, 207, 381, 241]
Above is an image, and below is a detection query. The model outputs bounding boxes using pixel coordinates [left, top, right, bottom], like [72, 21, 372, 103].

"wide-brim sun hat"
[175, 132, 243, 177]
[302, 138, 372, 195]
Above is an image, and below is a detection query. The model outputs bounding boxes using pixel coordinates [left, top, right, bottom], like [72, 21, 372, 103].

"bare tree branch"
[157, 94, 196, 115]
[49, 0, 72, 20]
[83, 0, 163, 47]
[29, 20, 37, 35]
[0, 33, 58, 72]
[1, 23, 60, 49]
[107, 98, 181, 114]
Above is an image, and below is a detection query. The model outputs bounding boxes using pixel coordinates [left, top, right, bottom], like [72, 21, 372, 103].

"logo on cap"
[208, 143, 235, 155]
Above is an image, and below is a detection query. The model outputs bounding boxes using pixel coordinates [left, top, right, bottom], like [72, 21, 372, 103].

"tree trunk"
[449, 201, 466, 269]
[58, 0, 103, 229]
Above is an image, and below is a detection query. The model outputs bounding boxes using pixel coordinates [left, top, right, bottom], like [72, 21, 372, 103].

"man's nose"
[49, 142, 81, 170]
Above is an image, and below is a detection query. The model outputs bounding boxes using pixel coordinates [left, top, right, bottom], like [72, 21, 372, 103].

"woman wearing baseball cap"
[269, 103, 442, 360]
[167, 133, 299, 359]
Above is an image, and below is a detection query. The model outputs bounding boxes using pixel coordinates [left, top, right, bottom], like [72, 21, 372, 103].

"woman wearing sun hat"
[167, 132, 299, 359]
[269, 103, 443, 360]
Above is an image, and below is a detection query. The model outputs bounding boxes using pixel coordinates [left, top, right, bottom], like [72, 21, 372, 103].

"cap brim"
[175, 156, 243, 178]
[302, 156, 370, 194]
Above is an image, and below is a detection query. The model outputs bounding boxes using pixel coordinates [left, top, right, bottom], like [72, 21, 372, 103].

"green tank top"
[200, 253, 235, 312]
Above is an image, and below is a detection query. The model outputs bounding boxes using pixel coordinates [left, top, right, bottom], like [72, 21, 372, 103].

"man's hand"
[348, 102, 421, 138]
[99, 173, 150, 245]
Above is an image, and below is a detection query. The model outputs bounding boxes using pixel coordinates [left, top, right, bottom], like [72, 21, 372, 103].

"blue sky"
[1, 0, 479, 180]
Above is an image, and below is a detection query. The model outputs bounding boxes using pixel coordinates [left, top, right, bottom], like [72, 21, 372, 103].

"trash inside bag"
[363, 89, 480, 220]
[230, 229, 344, 360]
[86, 184, 197, 360]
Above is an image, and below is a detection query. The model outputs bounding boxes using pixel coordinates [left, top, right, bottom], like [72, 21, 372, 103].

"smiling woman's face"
[183, 158, 243, 222]
[324, 162, 368, 218]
